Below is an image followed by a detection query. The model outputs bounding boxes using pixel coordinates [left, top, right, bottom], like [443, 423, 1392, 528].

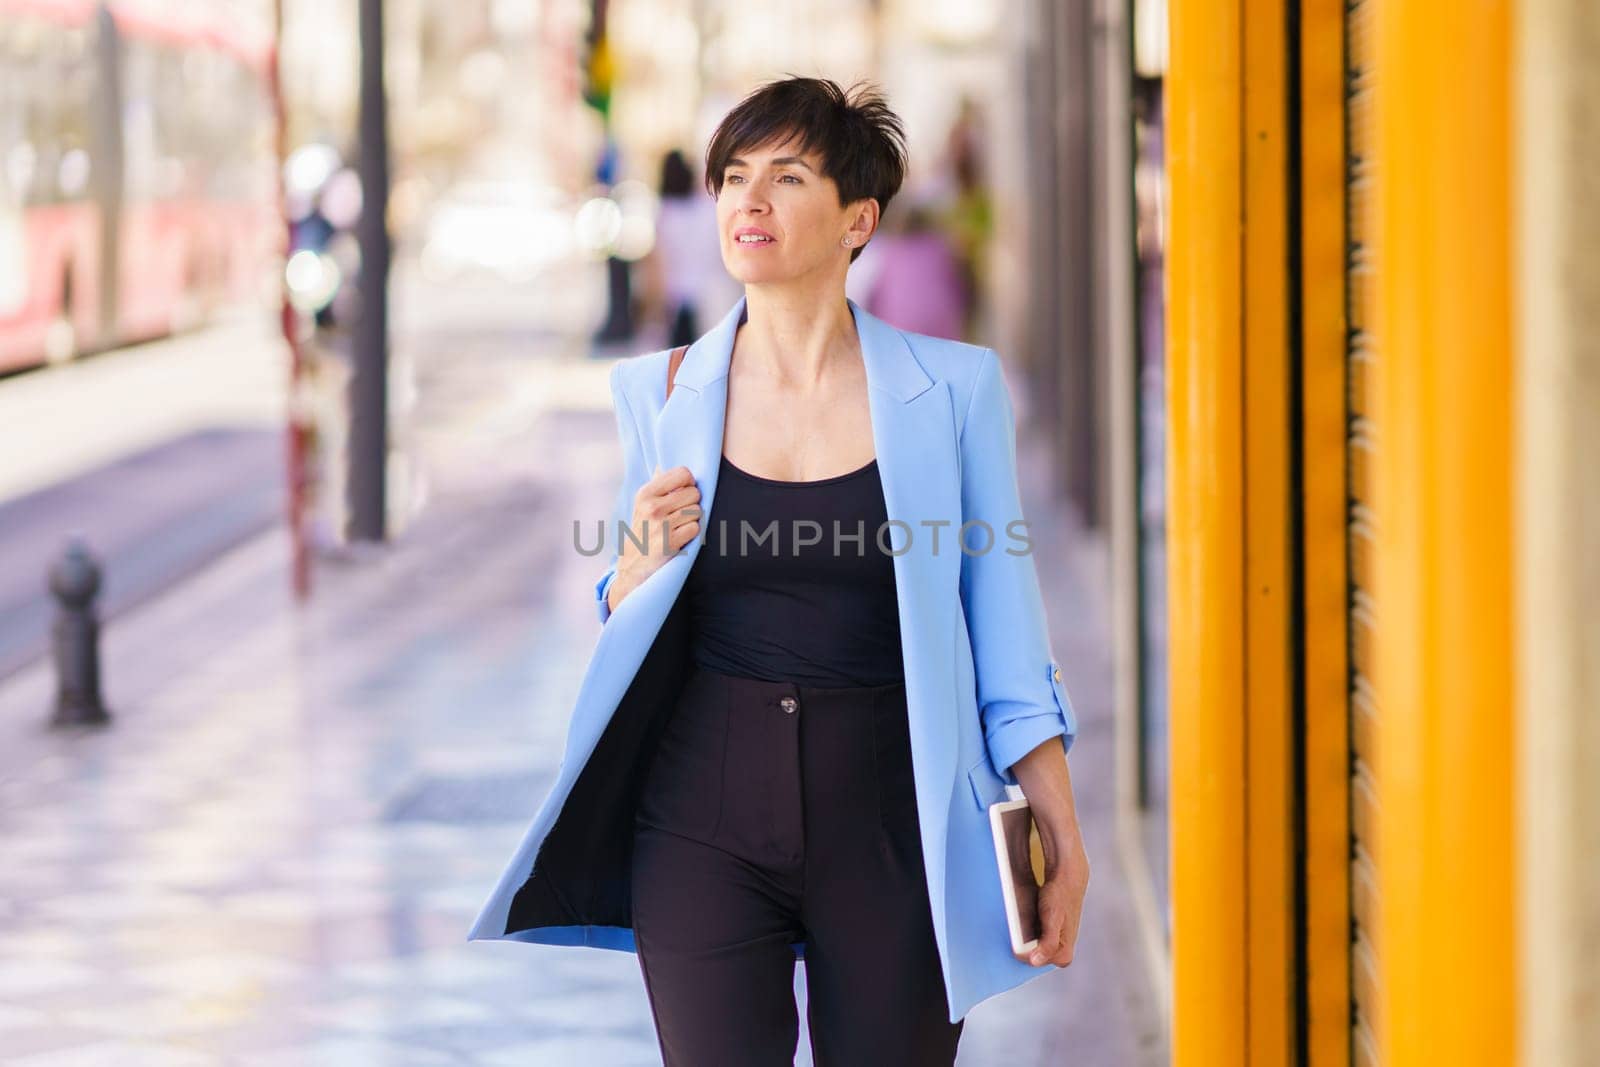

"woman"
[468, 76, 1090, 1065]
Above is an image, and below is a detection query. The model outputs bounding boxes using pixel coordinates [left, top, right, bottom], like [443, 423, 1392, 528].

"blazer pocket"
[967, 753, 1009, 812]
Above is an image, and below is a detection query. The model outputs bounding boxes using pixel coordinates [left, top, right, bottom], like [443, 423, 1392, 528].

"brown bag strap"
[665, 345, 688, 400]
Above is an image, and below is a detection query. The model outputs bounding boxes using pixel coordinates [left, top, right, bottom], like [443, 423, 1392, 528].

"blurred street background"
[5, 0, 1595, 1065]
[0, 0, 1169, 1063]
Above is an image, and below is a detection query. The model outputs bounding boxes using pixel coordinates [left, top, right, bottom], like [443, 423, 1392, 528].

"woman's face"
[714, 135, 876, 287]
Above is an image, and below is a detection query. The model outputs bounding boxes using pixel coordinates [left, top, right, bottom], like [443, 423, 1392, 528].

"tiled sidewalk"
[0, 356, 1163, 1064]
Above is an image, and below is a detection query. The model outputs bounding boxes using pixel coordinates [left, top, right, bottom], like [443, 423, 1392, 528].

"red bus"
[0, 0, 279, 375]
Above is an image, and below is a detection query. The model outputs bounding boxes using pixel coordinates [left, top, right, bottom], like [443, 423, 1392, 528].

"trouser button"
[779, 696, 797, 714]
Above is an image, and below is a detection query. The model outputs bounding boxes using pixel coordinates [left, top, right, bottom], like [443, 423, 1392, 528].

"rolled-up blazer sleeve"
[958, 348, 1079, 784]
[595, 361, 652, 624]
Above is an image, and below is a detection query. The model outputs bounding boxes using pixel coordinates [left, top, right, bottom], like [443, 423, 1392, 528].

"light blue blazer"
[467, 295, 1079, 1024]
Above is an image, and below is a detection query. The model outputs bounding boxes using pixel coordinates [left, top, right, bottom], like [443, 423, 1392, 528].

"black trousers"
[631, 665, 964, 1066]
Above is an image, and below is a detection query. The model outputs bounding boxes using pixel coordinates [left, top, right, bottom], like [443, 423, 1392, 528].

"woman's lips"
[733, 226, 777, 248]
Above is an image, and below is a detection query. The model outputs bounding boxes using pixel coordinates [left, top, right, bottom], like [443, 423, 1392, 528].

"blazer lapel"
[643, 298, 741, 593]
[853, 303, 964, 884]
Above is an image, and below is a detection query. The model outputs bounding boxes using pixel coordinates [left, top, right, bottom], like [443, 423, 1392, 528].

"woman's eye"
[724, 173, 798, 185]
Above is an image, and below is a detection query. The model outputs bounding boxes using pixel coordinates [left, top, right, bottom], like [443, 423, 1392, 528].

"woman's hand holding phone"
[607, 465, 701, 614]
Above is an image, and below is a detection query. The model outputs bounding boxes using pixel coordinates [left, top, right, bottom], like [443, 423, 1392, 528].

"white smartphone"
[988, 795, 1045, 958]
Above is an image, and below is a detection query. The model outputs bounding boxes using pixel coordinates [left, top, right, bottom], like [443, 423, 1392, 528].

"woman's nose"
[734, 188, 769, 213]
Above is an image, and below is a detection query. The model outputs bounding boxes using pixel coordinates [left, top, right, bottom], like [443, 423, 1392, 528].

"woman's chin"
[727, 261, 803, 287]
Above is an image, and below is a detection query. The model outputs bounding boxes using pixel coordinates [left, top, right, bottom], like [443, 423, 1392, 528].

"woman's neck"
[735, 286, 860, 391]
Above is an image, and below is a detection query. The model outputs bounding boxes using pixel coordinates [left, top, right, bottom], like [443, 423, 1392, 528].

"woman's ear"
[844, 200, 879, 250]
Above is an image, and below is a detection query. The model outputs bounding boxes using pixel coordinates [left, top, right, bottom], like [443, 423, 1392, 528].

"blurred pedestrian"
[645, 148, 722, 349]
[471, 76, 1089, 1067]
[940, 96, 995, 338]
[595, 133, 637, 343]
[862, 195, 968, 340]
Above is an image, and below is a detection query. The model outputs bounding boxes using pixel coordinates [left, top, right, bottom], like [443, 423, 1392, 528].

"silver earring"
[841, 235, 853, 247]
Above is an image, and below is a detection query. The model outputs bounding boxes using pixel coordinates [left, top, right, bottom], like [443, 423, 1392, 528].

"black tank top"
[684, 453, 905, 687]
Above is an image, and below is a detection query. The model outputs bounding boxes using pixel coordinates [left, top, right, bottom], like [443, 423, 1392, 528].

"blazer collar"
[667, 294, 934, 404]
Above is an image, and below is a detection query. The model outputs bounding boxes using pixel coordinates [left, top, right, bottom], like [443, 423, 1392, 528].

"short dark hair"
[704, 76, 908, 263]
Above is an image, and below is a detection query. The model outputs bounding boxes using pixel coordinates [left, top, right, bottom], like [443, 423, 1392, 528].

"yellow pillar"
[1166, 0, 1246, 1057]
[1372, 0, 1516, 1062]
[1168, 0, 1294, 1061]
[1300, 0, 1353, 1059]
